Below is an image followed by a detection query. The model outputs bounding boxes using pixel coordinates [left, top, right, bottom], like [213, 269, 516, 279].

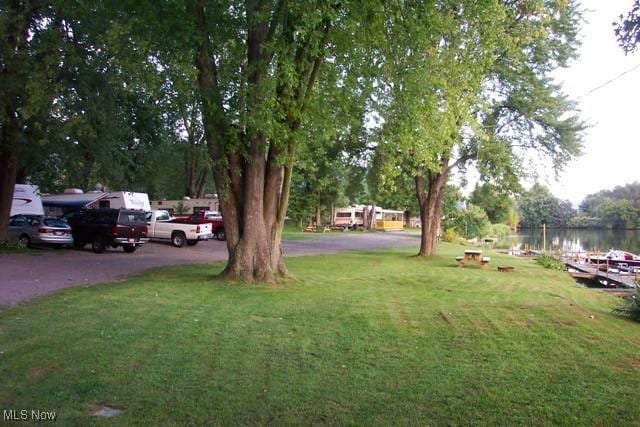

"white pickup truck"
[146, 209, 213, 247]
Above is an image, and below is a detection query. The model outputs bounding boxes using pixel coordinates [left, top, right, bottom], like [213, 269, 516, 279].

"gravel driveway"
[0, 232, 419, 307]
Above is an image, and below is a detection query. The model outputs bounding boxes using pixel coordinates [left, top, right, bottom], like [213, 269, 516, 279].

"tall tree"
[374, 0, 584, 256]
[517, 183, 565, 228]
[0, 1, 179, 238]
[0, 1, 57, 239]
[469, 182, 516, 224]
[182, 1, 377, 281]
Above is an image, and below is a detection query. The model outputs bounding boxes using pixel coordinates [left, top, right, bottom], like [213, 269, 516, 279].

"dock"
[565, 261, 638, 289]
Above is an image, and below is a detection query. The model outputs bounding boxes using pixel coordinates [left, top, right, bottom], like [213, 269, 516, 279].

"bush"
[442, 228, 460, 243]
[0, 240, 27, 253]
[613, 291, 640, 322]
[536, 253, 564, 270]
[453, 204, 490, 239]
[489, 223, 511, 239]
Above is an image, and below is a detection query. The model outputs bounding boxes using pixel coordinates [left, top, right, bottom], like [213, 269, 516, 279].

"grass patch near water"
[1, 243, 639, 425]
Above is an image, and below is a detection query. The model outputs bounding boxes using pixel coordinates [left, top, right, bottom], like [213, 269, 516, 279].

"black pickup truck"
[68, 208, 149, 253]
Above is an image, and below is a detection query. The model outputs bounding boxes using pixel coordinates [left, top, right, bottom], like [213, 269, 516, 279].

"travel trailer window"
[336, 213, 352, 218]
[355, 212, 363, 218]
[193, 206, 209, 213]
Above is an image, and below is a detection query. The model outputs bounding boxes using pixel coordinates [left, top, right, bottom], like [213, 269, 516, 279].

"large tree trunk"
[415, 163, 450, 256]
[189, 0, 283, 282]
[0, 2, 30, 240]
[0, 149, 18, 241]
[189, 0, 329, 282]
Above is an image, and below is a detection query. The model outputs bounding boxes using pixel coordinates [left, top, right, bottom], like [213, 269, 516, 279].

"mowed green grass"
[1, 243, 639, 425]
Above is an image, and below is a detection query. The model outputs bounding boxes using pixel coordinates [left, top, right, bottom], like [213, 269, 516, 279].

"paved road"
[0, 232, 419, 307]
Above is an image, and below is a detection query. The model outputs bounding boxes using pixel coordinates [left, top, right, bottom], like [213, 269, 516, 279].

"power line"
[577, 62, 640, 100]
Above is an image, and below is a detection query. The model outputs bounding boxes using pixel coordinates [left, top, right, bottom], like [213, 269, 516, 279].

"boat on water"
[588, 249, 640, 269]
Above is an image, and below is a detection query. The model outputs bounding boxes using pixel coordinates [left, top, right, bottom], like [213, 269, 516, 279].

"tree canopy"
[370, 0, 584, 256]
[615, 0, 640, 54]
[1, 1, 589, 281]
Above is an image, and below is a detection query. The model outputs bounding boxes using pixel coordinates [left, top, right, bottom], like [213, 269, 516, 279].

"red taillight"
[196, 225, 200, 233]
[112, 226, 118, 236]
[38, 228, 53, 233]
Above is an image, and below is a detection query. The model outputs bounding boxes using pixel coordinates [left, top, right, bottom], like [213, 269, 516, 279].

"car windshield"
[118, 211, 147, 225]
[44, 218, 69, 228]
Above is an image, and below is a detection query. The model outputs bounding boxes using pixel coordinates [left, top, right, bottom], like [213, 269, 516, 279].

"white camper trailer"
[11, 184, 44, 216]
[150, 196, 219, 215]
[332, 205, 382, 229]
[42, 190, 151, 217]
[88, 191, 151, 211]
[332, 205, 404, 231]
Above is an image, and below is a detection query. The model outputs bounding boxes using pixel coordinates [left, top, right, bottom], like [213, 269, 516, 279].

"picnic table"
[303, 225, 332, 233]
[456, 249, 490, 267]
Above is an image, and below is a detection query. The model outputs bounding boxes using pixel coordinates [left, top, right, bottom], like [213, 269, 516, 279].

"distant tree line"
[518, 182, 640, 230]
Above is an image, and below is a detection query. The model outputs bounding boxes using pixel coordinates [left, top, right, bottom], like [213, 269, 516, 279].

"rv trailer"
[42, 190, 151, 217]
[150, 196, 220, 216]
[332, 205, 404, 231]
[11, 184, 44, 216]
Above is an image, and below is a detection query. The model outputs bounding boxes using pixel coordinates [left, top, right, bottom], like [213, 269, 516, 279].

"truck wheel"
[215, 229, 226, 241]
[171, 232, 186, 248]
[92, 237, 106, 253]
[186, 240, 198, 246]
[123, 244, 137, 253]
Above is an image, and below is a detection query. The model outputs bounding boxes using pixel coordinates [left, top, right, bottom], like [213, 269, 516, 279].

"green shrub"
[452, 204, 490, 239]
[442, 228, 460, 243]
[489, 223, 511, 239]
[0, 240, 27, 253]
[536, 253, 564, 270]
[613, 290, 640, 322]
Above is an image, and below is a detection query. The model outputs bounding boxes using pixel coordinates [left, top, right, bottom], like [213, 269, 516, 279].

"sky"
[548, 0, 640, 206]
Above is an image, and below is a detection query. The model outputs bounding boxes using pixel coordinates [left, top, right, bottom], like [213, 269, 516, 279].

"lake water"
[509, 229, 640, 255]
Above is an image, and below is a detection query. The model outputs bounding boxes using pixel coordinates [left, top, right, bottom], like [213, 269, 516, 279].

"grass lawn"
[0, 242, 40, 255]
[1, 243, 639, 425]
[281, 223, 322, 240]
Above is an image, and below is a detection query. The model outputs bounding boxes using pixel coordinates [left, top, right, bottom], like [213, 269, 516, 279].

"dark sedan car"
[8, 215, 74, 247]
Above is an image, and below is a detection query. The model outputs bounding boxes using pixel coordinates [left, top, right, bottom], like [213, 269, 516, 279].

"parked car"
[68, 208, 149, 253]
[8, 214, 73, 247]
[173, 210, 226, 240]
[146, 209, 213, 247]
